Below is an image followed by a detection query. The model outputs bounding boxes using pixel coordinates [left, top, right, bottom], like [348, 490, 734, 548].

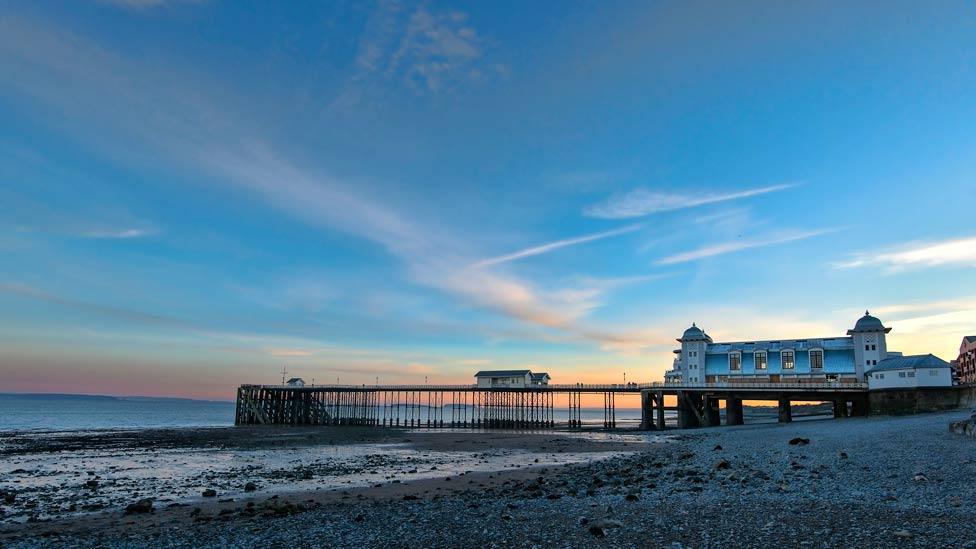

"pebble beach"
[3, 410, 975, 548]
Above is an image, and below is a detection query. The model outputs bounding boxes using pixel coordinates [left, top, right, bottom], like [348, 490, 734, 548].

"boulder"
[244, 482, 258, 492]
[788, 437, 810, 446]
[949, 417, 976, 437]
[202, 489, 218, 498]
[124, 498, 154, 515]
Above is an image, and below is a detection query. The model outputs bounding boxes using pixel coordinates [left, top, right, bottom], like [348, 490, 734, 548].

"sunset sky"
[2, 1, 975, 400]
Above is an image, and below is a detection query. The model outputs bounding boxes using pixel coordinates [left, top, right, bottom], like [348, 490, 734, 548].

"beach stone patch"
[124, 498, 154, 515]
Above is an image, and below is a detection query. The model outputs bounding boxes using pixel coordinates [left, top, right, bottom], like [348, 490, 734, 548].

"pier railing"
[245, 381, 868, 391]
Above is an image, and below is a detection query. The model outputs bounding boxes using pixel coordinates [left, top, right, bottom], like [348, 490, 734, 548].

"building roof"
[866, 354, 950, 373]
[707, 337, 852, 353]
[964, 336, 976, 343]
[679, 323, 712, 343]
[286, 377, 304, 383]
[847, 311, 891, 334]
[474, 370, 532, 378]
[530, 372, 550, 380]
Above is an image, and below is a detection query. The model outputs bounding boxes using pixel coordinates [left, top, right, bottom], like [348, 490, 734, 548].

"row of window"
[865, 344, 877, 351]
[728, 349, 822, 371]
[873, 370, 942, 380]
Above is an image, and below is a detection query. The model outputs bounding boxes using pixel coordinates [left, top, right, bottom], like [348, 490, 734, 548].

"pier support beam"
[656, 391, 666, 430]
[640, 391, 653, 430]
[833, 400, 849, 418]
[725, 397, 744, 426]
[677, 392, 703, 429]
[851, 397, 870, 417]
[704, 396, 721, 427]
[778, 398, 792, 423]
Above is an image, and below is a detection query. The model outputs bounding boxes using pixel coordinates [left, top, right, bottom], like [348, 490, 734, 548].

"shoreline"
[3, 410, 974, 547]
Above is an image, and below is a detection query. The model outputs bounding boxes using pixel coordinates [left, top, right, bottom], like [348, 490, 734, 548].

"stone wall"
[869, 385, 976, 415]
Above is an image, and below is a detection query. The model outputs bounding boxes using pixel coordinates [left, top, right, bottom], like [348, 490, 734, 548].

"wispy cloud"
[834, 236, 976, 272]
[0, 281, 193, 328]
[331, 2, 494, 111]
[389, 7, 483, 94]
[0, 13, 660, 354]
[97, 0, 200, 8]
[655, 228, 838, 265]
[82, 228, 154, 239]
[585, 182, 797, 219]
[471, 224, 642, 268]
[267, 348, 314, 358]
[870, 296, 976, 318]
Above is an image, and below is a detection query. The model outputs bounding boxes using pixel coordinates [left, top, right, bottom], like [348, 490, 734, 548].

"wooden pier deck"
[236, 382, 870, 430]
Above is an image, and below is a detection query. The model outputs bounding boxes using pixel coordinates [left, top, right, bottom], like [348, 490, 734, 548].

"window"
[871, 345, 877, 351]
[930, 370, 939, 376]
[879, 373, 885, 379]
[898, 372, 906, 378]
[782, 350, 795, 370]
[873, 360, 877, 366]
[907, 372, 915, 378]
[730, 353, 741, 371]
[810, 349, 824, 369]
[865, 345, 870, 351]
[755, 351, 767, 370]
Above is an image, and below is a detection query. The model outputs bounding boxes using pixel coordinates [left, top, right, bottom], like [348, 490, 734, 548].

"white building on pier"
[664, 311, 898, 385]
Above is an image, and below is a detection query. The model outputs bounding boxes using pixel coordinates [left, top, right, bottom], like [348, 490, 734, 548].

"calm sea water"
[0, 394, 236, 432]
[0, 393, 650, 431]
[0, 393, 825, 432]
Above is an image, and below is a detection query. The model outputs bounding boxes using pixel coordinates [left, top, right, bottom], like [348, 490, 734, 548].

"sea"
[0, 393, 825, 432]
[0, 393, 237, 432]
[0, 393, 650, 432]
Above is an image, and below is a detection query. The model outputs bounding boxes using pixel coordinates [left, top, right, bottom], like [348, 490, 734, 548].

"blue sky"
[1, 1, 975, 398]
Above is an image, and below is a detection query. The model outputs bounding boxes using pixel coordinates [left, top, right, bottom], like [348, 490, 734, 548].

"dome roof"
[852, 310, 886, 332]
[681, 323, 706, 340]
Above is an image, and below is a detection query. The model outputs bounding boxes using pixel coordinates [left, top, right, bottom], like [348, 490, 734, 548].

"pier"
[236, 382, 870, 430]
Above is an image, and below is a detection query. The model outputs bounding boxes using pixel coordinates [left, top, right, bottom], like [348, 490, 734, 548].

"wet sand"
[6, 411, 975, 547]
[0, 426, 655, 540]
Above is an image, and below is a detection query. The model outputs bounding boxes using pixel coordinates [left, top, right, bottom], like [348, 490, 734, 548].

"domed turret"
[848, 310, 890, 334]
[678, 322, 712, 343]
[682, 323, 705, 340]
[848, 310, 892, 382]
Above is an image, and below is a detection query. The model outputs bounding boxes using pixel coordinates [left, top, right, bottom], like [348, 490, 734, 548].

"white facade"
[530, 373, 551, 386]
[866, 354, 953, 390]
[286, 377, 305, 387]
[475, 371, 532, 388]
[867, 367, 952, 390]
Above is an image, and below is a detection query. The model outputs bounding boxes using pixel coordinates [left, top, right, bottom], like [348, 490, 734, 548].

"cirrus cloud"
[585, 182, 797, 219]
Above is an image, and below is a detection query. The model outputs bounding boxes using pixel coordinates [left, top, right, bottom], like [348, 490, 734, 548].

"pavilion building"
[664, 311, 894, 385]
